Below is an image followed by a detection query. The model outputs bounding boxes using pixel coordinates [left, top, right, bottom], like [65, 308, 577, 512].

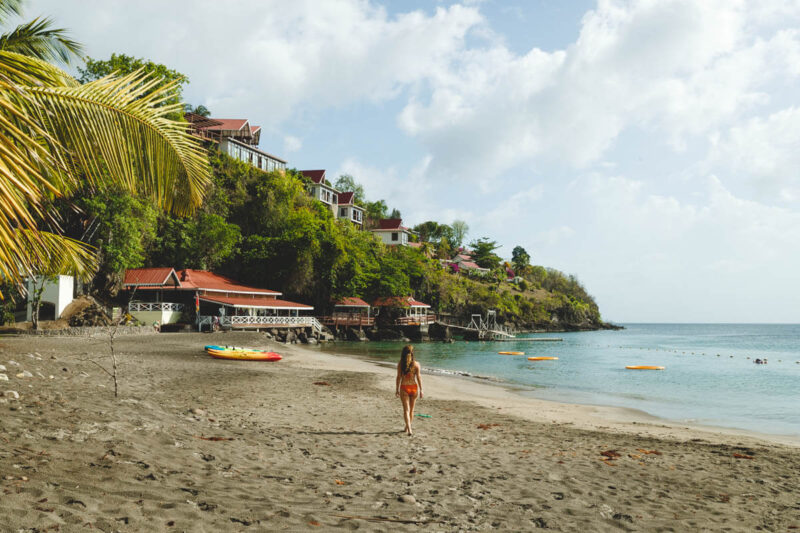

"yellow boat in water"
[625, 365, 664, 370]
[528, 356, 558, 361]
[498, 351, 525, 355]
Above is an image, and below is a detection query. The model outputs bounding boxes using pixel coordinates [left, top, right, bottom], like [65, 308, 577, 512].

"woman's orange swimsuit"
[401, 384, 418, 396]
[400, 370, 418, 396]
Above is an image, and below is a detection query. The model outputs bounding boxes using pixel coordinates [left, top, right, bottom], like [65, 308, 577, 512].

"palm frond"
[0, 228, 96, 298]
[25, 68, 211, 215]
[0, 17, 83, 65]
[0, 52, 210, 293]
[0, 0, 23, 26]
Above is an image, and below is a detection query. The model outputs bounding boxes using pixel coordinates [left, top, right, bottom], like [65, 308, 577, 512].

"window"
[340, 208, 346, 216]
[392, 232, 398, 241]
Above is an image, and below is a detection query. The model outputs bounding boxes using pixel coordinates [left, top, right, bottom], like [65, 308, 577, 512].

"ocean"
[316, 323, 800, 437]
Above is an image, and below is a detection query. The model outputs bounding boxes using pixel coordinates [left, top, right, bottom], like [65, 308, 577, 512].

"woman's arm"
[395, 363, 402, 396]
[415, 362, 423, 398]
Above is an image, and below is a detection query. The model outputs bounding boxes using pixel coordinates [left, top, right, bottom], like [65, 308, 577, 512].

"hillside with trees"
[4, 51, 612, 332]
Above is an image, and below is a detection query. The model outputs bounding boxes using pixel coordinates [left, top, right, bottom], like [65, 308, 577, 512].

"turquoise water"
[317, 324, 800, 437]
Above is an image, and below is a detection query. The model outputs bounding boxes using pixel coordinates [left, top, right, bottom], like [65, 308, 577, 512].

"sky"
[23, 0, 800, 323]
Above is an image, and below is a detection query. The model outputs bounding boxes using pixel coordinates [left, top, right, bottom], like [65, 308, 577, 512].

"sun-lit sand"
[1, 332, 797, 531]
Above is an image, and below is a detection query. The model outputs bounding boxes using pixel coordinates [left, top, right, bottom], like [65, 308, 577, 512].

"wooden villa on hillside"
[185, 113, 287, 173]
[123, 268, 319, 332]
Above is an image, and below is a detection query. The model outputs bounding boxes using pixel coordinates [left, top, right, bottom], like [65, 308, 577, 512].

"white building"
[370, 218, 412, 246]
[25, 275, 74, 321]
[336, 192, 364, 226]
[301, 169, 338, 216]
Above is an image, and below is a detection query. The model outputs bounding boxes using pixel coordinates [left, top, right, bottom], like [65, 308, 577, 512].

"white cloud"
[706, 106, 800, 204]
[398, 0, 800, 179]
[574, 172, 800, 321]
[283, 135, 302, 154]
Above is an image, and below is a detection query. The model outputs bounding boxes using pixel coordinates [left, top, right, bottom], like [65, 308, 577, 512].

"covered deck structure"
[123, 268, 319, 332]
[321, 297, 374, 328]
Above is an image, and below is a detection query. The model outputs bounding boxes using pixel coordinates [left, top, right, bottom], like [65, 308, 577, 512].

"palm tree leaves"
[0, 51, 211, 294]
[26, 69, 211, 215]
[0, 17, 83, 64]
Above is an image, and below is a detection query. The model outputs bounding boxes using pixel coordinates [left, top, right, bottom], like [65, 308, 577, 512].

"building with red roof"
[124, 268, 315, 331]
[370, 218, 413, 246]
[300, 170, 364, 226]
[372, 296, 434, 326]
[320, 297, 374, 328]
[185, 113, 286, 173]
[336, 191, 364, 226]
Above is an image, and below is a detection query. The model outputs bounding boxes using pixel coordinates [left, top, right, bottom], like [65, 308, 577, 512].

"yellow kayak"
[206, 348, 282, 361]
[528, 356, 558, 361]
[498, 351, 525, 355]
[626, 365, 664, 370]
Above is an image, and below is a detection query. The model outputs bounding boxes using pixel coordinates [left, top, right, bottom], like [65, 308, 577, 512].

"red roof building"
[184, 113, 286, 173]
[124, 268, 314, 330]
[334, 297, 370, 308]
[370, 218, 413, 246]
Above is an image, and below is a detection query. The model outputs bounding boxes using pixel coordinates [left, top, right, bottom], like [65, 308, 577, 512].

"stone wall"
[16, 326, 158, 337]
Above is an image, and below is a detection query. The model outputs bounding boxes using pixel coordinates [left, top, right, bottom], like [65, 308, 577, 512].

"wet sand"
[0, 332, 798, 531]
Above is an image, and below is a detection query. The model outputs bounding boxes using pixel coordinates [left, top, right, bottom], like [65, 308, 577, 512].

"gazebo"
[322, 297, 374, 327]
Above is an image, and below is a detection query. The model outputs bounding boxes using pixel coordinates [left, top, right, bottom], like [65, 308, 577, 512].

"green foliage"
[78, 53, 188, 119]
[511, 245, 531, 274]
[334, 174, 365, 204]
[469, 238, 502, 270]
[451, 219, 469, 247]
[185, 103, 210, 117]
[389, 208, 401, 219]
[148, 213, 240, 271]
[77, 188, 158, 288]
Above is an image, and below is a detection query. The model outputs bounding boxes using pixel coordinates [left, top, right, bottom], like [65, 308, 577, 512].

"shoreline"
[289, 341, 800, 448]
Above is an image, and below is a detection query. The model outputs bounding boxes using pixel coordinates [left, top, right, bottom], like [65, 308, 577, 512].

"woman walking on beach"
[396, 345, 423, 435]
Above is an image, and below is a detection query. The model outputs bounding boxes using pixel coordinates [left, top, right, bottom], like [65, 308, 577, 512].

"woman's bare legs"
[407, 394, 417, 435]
[400, 392, 411, 434]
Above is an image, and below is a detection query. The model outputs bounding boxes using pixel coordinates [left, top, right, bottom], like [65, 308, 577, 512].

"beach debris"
[398, 494, 417, 504]
[7, 360, 19, 366]
[16, 371, 33, 378]
[66, 498, 86, 508]
[332, 514, 440, 525]
[190, 408, 206, 416]
[0, 365, 5, 371]
[415, 414, 432, 418]
[600, 450, 621, 459]
[198, 501, 217, 512]
[636, 449, 662, 455]
[313, 381, 331, 386]
[732, 453, 754, 460]
[335, 479, 346, 485]
[477, 423, 500, 430]
[193, 435, 234, 441]
[0, 374, 7, 381]
[3, 391, 19, 400]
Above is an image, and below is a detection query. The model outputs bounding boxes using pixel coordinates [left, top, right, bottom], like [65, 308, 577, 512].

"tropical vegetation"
[0, 0, 210, 302]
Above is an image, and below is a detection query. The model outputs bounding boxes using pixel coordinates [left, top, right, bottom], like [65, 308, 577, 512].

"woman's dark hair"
[400, 344, 415, 374]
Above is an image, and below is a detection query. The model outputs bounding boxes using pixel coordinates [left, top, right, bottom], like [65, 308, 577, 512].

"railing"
[395, 314, 436, 326]
[129, 302, 185, 312]
[320, 314, 375, 327]
[228, 315, 316, 327]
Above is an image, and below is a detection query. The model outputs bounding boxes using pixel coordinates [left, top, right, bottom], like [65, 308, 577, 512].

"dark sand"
[0, 332, 798, 531]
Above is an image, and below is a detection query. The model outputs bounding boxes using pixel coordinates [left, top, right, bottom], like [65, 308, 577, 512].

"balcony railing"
[130, 302, 185, 312]
[395, 314, 436, 326]
[229, 315, 316, 327]
[320, 314, 375, 327]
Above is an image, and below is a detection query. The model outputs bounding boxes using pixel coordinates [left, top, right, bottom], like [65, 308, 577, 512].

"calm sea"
[316, 324, 800, 437]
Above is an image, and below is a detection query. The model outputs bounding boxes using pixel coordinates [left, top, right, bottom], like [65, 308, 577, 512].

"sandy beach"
[0, 332, 798, 531]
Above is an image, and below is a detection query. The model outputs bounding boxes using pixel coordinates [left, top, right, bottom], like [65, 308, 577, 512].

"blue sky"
[25, 0, 800, 323]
